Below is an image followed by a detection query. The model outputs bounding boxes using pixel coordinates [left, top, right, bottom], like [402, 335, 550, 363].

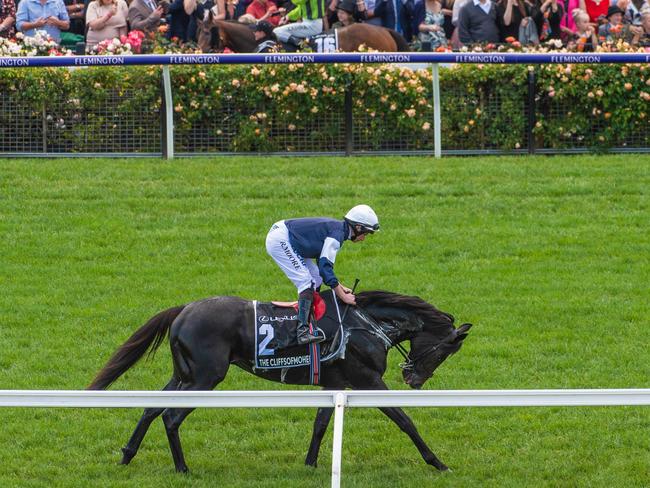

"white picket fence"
[2, 389, 649, 487]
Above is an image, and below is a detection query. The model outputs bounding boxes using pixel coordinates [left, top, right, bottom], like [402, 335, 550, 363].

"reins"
[343, 283, 451, 372]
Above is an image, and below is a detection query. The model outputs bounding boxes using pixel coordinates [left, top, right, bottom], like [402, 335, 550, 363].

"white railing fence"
[1, 389, 649, 487]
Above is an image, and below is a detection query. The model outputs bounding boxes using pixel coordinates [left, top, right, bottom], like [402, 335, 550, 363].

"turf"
[0, 155, 649, 487]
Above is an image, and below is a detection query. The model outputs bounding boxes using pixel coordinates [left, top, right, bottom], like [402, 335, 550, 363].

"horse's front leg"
[379, 405, 449, 471]
[363, 379, 449, 471]
[305, 406, 334, 467]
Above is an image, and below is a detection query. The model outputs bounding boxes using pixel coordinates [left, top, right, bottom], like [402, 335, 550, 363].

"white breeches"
[266, 220, 323, 293]
[273, 18, 323, 42]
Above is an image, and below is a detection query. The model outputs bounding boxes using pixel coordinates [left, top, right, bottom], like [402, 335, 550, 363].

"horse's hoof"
[120, 447, 136, 465]
[305, 461, 318, 469]
[437, 464, 450, 472]
[176, 465, 189, 474]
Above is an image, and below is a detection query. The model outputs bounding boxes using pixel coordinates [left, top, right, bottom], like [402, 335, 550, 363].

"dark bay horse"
[88, 290, 471, 473]
[200, 20, 410, 53]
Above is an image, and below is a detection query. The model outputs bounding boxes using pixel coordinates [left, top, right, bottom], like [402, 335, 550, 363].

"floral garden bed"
[0, 38, 648, 153]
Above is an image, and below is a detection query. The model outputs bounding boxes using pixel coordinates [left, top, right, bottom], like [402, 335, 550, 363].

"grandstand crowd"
[0, 0, 649, 51]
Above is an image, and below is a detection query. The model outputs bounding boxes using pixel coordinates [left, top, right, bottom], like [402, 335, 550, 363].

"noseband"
[398, 341, 444, 372]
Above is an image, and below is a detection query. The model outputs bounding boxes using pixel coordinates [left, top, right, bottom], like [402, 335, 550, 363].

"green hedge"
[0, 63, 648, 152]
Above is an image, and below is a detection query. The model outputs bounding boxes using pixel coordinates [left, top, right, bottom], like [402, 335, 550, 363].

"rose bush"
[0, 62, 647, 152]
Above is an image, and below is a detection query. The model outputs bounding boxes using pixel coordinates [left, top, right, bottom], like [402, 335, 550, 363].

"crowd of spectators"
[0, 0, 649, 50]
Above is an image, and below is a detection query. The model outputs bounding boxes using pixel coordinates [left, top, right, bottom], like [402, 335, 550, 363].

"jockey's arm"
[318, 237, 355, 304]
[333, 284, 356, 305]
[286, 0, 305, 21]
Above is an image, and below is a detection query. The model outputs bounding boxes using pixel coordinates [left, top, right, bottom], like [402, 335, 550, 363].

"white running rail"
[1, 389, 649, 488]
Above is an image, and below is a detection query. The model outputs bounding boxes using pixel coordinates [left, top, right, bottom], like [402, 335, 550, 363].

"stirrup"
[297, 325, 325, 345]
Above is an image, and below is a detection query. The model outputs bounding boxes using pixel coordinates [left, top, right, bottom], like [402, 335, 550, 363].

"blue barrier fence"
[1, 52, 650, 68]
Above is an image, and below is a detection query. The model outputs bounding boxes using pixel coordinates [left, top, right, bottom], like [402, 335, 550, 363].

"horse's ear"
[456, 323, 472, 334]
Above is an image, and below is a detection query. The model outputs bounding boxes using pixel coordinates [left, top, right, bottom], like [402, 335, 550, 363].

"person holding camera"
[64, 0, 86, 36]
[128, 0, 166, 33]
[630, 7, 650, 45]
[86, 0, 128, 46]
[240, 0, 283, 26]
[16, 0, 70, 43]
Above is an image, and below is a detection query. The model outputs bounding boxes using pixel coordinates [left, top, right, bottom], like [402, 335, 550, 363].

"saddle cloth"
[253, 289, 345, 370]
[308, 31, 339, 53]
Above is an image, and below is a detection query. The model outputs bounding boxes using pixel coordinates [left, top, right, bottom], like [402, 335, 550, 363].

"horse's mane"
[356, 290, 454, 326]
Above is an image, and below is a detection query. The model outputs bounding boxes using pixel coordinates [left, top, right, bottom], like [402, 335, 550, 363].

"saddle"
[253, 289, 348, 382]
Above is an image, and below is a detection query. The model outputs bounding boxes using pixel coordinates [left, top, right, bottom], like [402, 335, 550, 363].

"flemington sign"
[1, 52, 649, 68]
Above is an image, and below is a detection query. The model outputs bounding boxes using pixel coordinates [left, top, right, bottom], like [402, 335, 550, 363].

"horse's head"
[214, 20, 258, 53]
[195, 8, 221, 52]
[356, 291, 471, 389]
[403, 322, 472, 389]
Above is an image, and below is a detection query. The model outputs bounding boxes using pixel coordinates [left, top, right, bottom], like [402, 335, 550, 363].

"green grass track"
[0, 155, 649, 487]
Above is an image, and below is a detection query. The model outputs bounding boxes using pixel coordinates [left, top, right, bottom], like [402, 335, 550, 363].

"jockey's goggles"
[360, 223, 380, 234]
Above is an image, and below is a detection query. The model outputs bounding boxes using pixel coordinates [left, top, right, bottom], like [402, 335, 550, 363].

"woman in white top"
[86, 0, 129, 47]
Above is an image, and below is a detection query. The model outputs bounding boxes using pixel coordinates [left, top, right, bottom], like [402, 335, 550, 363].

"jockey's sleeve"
[287, 1, 304, 21]
[318, 237, 341, 287]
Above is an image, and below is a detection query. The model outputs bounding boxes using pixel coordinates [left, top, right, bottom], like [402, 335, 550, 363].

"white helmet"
[345, 205, 380, 233]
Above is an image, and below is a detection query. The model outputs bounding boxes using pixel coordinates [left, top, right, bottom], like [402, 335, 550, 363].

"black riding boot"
[296, 289, 325, 345]
[287, 35, 303, 48]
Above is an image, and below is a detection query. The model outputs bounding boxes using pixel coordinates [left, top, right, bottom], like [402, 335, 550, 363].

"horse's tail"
[387, 29, 411, 52]
[87, 305, 186, 390]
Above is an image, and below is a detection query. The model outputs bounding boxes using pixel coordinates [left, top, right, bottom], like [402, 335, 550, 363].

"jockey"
[265, 205, 380, 344]
[273, 0, 327, 47]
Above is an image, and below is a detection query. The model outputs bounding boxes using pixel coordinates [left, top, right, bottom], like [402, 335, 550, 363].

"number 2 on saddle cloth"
[254, 291, 332, 385]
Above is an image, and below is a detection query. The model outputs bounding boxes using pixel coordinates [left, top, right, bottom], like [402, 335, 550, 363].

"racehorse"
[199, 19, 410, 53]
[88, 290, 471, 473]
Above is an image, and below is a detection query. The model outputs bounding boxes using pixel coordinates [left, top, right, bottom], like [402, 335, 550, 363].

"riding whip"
[340, 278, 360, 322]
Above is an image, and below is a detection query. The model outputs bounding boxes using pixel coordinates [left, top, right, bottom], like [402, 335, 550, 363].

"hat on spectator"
[337, 0, 356, 14]
[250, 21, 275, 38]
[606, 5, 624, 18]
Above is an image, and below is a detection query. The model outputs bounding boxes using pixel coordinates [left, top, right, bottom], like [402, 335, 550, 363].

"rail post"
[161, 66, 174, 160]
[527, 68, 536, 155]
[331, 391, 347, 488]
[344, 79, 354, 156]
[431, 63, 441, 158]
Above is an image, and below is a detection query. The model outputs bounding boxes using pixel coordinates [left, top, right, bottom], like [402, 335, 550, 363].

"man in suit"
[128, 0, 165, 33]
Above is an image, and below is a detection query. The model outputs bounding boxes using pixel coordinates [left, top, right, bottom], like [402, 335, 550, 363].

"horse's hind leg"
[121, 376, 180, 465]
[305, 406, 334, 468]
[162, 352, 230, 473]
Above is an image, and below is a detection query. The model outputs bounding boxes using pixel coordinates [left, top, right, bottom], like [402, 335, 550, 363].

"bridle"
[354, 312, 447, 373]
[398, 341, 445, 372]
[341, 283, 450, 374]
